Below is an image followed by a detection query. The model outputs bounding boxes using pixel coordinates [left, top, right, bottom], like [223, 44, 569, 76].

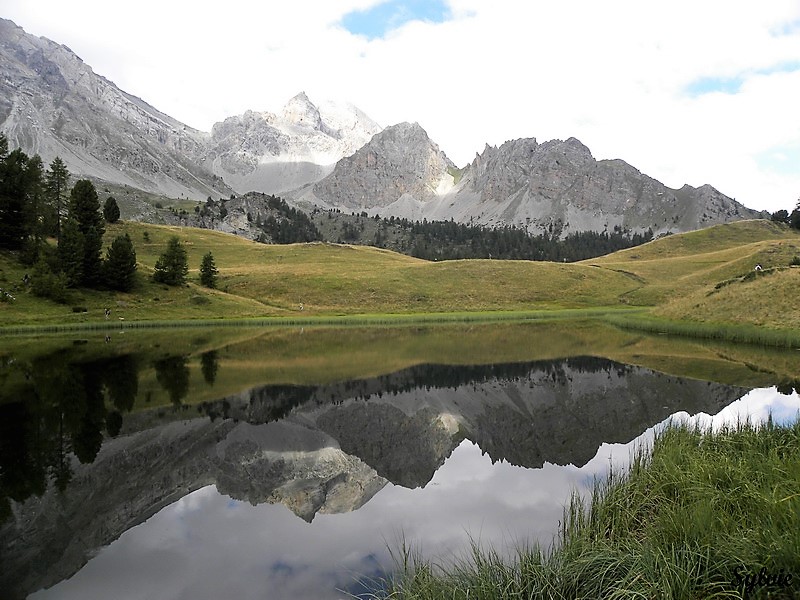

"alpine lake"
[2, 319, 799, 600]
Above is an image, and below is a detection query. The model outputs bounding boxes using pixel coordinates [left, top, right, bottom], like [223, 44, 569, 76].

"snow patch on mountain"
[205, 92, 382, 194]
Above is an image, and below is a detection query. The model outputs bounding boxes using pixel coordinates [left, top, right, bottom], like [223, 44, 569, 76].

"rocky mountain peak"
[204, 92, 381, 194]
[281, 91, 323, 130]
[304, 121, 455, 210]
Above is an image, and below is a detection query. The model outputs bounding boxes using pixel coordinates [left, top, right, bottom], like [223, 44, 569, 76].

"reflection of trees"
[106, 411, 123, 437]
[154, 356, 190, 405]
[102, 355, 138, 412]
[0, 351, 141, 518]
[71, 369, 105, 464]
[200, 351, 218, 386]
[0, 401, 47, 503]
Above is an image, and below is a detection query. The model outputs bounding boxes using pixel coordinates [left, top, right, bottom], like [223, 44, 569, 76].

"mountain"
[1, 18, 765, 237]
[292, 131, 764, 237]
[0, 20, 379, 202]
[0, 18, 230, 200]
[205, 92, 382, 195]
[292, 121, 455, 211]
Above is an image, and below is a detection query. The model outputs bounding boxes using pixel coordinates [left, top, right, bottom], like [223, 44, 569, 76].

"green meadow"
[2, 219, 799, 346]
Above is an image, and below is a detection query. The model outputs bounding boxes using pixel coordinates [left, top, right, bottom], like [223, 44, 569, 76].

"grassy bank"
[0, 306, 643, 335]
[379, 419, 800, 599]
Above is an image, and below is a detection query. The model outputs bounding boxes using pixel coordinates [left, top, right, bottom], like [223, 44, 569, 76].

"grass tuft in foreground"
[373, 418, 800, 599]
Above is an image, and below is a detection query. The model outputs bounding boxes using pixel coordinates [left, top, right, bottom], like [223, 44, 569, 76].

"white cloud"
[3, 0, 800, 210]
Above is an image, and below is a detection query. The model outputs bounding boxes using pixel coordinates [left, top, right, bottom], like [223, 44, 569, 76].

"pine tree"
[0, 146, 36, 250]
[104, 234, 137, 292]
[153, 236, 188, 286]
[45, 157, 70, 240]
[58, 218, 85, 287]
[68, 180, 104, 286]
[103, 196, 120, 223]
[199, 251, 218, 288]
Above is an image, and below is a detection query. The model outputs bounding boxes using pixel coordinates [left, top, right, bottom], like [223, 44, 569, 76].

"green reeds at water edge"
[607, 314, 800, 349]
[374, 419, 800, 600]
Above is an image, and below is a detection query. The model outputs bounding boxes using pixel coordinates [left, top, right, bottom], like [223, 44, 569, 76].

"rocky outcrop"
[2, 18, 764, 236]
[213, 421, 386, 521]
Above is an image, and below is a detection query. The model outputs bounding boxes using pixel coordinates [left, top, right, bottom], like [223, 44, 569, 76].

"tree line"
[770, 203, 800, 230]
[313, 209, 655, 262]
[0, 134, 218, 303]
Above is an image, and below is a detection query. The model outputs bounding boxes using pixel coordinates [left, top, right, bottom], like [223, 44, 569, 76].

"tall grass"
[607, 314, 800, 349]
[375, 419, 800, 599]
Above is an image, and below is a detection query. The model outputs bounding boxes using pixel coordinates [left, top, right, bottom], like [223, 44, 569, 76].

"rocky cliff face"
[0, 18, 231, 201]
[293, 132, 764, 237]
[205, 92, 382, 195]
[292, 121, 456, 212]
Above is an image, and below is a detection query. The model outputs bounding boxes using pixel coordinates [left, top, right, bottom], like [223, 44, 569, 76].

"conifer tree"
[68, 180, 104, 286]
[199, 251, 218, 288]
[104, 233, 137, 292]
[45, 157, 70, 240]
[0, 146, 35, 250]
[103, 196, 120, 223]
[58, 217, 85, 287]
[153, 236, 188, 286]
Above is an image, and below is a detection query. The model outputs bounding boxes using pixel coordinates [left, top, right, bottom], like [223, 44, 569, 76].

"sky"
[3, 0, 800, 212]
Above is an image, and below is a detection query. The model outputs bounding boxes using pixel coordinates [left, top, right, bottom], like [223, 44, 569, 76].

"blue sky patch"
[686, 61, 800, 97]
[685, 75, 745, 96]
[756, 145, 800, 176]
[341, 0, 451, 39]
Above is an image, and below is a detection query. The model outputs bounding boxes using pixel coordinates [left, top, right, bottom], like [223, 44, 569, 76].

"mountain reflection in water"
[1, 336, 795, 600]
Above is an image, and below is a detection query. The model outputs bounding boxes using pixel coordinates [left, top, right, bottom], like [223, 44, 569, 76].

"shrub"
[30, 259, 69, 303]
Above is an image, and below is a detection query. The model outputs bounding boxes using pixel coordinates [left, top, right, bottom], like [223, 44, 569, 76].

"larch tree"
[45, 156, 70, 240]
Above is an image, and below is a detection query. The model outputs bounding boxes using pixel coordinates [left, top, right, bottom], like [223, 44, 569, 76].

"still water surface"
[1, 323, 798, 599]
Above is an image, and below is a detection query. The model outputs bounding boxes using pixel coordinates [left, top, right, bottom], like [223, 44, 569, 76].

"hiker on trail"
[104, 308, 111, 319]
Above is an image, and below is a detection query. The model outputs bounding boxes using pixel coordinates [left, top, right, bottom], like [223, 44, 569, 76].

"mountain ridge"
[290, 128, 764, 237]
[0, 17, 766, 238]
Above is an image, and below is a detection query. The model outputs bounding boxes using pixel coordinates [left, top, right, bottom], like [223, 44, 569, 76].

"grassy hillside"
[0, 221, 639, 327]
[1, 219, 799, 333]
[585, 220, 800, 329]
